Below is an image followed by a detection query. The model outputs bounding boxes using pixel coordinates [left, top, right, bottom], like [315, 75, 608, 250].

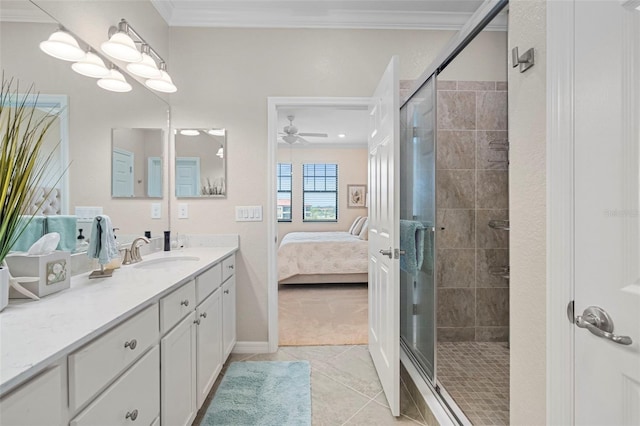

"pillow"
[358, 219, 369, 240]
[348, 216, 362, 234]
[351, 216, 368, 235]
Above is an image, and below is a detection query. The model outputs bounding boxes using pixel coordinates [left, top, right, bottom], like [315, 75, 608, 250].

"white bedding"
[278, 232, 369, 281]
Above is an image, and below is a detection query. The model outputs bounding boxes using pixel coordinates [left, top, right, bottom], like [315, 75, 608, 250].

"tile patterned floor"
[437, 342, 510, 426]
[194, 345, 427, 426]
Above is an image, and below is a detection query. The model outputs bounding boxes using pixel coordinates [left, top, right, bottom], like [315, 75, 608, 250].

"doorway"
[268, 100, 371, 347]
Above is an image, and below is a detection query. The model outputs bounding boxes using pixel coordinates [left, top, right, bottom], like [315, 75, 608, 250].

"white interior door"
[147, 157, 162, 197]
[368, 56, 400, 416]
[574, 1, 640, 424]
[175, 157, 201, 197]
[112, 148, 134, 197]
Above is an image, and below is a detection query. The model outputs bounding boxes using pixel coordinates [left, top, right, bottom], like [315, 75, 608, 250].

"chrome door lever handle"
[379, 248, 393, 259]
[575, 306, 633, 345]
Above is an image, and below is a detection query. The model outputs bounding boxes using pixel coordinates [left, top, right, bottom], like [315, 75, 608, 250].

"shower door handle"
[379, 248, 393, 259]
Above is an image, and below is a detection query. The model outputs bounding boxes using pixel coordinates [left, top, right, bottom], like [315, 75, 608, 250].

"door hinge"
[394, 248, 406, 259]
[567, 300, 575, 324]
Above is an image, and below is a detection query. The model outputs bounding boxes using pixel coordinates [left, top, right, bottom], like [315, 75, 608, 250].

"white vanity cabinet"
[222, 274, 237, 359]
[0, 366, 64, 426]
[195, 288, 223, 407]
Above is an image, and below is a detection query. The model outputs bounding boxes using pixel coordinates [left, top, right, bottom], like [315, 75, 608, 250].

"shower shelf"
[488, 219, 510, 230]
[489, 265, 510, 279]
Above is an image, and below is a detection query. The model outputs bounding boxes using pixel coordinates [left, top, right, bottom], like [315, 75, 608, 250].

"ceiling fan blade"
[298, 132, 328, 137]
[297, 136, 310, 144]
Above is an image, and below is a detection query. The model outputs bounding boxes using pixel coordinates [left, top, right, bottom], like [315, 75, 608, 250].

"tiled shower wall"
[435, 80, 509, 342]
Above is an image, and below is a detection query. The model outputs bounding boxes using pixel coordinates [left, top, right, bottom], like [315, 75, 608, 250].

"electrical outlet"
[178, 203, 189, 219]
[151, 203, 161, 219]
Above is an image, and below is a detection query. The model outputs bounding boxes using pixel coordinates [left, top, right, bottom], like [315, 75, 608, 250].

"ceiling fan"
[279, 115, 328, 144]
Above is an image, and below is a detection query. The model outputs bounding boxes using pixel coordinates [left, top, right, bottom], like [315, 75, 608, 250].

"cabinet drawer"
[0, 366, 63, 426]
[70, 346, 160, 426]
[196, 263, 221, 305]
[69, 304, 159, 411]
[222, 255, 235, 282]
[160, 280, 196, 334]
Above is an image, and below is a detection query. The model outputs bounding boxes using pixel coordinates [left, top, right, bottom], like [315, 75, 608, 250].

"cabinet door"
[195, 288, 223, 408]
[222, 275, 236, 360]
[0, 366, 63, 426]
[161, 312, 196, 426]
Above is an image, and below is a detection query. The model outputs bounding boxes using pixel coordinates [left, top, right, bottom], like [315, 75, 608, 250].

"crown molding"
[150, 2, 507, 31]
[0, 8, 55, 23]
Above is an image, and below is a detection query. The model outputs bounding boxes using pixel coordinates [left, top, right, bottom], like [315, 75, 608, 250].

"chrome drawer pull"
[124, 339, 137, 350]
[125, 409, 138, 421]
[194, 319, 201, 325]
[200, 312, 207, 318]
[180, 299, 189, 307]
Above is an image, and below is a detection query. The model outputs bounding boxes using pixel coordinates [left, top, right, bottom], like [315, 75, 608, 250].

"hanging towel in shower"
[87, 215, 119, 265]
[45, 215, 78, 252]
[399, 219, 426, 276]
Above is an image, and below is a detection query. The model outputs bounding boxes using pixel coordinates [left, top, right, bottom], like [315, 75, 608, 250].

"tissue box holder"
[6, 251, 71, 298]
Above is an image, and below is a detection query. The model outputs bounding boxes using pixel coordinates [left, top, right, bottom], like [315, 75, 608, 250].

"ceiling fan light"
[127, 52, 161, 78]
[145, 70, 177, 93]
[282, 135, 297, 144]
[101, 32, 142, 63]
[39, 30, 85, 61]
[97, 68, 132, 92]
[71, 51, 110, 78]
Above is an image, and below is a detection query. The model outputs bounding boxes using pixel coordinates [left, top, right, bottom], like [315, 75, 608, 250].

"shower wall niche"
[435, 80, 509, 342]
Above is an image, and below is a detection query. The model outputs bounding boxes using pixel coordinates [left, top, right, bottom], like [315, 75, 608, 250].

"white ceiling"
[277, 107, 369, 148]
[150, 0, 506, 30]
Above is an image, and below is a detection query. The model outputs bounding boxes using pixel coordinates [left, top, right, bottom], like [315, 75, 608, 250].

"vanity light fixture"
[180, 129, 200, 136]
[126, 44, 161, 79]
[39, 28, 85, 61]
[71, 51, 110, 78]
[207, 129, 226, 136]
[145, 62, 177, 93]
[97, 67, 132, 93]
[101, 20, 142, 63]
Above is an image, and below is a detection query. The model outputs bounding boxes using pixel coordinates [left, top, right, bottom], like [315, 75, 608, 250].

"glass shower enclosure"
[399, 77, 437, 382]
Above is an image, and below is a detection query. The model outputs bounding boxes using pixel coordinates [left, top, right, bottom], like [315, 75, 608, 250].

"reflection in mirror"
[175, 128, 226, 197]
[111, 128, 164, 198]
[0, 2, 170, 250]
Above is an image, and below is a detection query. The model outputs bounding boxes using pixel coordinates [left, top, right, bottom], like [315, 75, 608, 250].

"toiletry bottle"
[164, 231, 171, 251]
[76, 228, 89, 251]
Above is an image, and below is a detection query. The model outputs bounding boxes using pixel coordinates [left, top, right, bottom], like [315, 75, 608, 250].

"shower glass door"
[399, 76, 436, 382]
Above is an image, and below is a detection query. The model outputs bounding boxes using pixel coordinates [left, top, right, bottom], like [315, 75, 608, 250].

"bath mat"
[202, 361, 311, 426]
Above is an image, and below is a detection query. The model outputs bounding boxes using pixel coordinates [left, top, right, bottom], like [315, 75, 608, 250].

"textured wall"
[508, 0, 547, 424]
[435, 80, 510, 342]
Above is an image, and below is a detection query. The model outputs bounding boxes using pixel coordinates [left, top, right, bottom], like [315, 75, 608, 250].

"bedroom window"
[302, 163, 338, 222]
[277, 163, 292, 222]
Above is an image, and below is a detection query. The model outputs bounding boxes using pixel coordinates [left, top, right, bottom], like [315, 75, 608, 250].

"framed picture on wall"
[347, 184, 367, 208]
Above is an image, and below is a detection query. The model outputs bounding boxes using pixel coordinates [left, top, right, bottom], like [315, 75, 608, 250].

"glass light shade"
[39, 30, 85, 61]
[145, 70, 177, 93]
[97, 69, 132, 92]
[71, 52, 110, 78]
[180, 129, 200, 136]
[126, 53, 161, 78]
[101, 32, 142, 63]
[207, 129, 225, 136]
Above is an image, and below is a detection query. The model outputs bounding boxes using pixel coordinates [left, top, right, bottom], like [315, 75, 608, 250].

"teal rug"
[203, 361, 311, 426]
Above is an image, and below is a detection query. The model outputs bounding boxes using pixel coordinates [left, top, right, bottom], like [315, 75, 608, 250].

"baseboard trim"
[232, 341, 270, 354]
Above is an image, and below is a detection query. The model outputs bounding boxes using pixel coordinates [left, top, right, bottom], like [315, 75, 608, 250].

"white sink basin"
[133, 256, 200, 269]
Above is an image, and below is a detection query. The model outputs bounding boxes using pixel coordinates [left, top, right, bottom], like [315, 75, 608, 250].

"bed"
[278, 231, 369, 284]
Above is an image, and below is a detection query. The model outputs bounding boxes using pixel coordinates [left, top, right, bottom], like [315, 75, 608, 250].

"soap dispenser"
[76, 228, 89, 252]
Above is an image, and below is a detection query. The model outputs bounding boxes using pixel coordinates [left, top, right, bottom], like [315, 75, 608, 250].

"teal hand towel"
[399, 219, 425, 276]
[11, 216, 46, 252]
[45, 215, 77, 252]
[87, 215, 119, 265]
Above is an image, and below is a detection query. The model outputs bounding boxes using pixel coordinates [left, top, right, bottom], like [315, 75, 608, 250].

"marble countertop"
[0, 246, 238, 396]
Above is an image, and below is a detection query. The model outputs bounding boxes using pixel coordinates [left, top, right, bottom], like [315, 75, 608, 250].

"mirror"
[175, 128, 226, 198]
[111, 128, 164, 198]
[0, 2, 170, 246]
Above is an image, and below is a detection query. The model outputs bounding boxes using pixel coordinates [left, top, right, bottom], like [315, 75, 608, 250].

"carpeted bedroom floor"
[278, 283, 368, 346]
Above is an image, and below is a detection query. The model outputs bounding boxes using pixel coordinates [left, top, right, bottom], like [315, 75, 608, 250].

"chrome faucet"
[128, 236, 150, 264]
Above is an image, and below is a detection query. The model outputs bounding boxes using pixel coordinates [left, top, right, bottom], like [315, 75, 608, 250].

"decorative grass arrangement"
[0, 76, 62, 265]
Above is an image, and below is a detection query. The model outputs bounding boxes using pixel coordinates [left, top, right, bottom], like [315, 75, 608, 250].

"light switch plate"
[151, 203, 161, 219]
[178, 203, 188, 219]
[235, 206, 263, 222]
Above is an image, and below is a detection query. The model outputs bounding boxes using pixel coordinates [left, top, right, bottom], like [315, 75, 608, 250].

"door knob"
[575, 306, 632, 345]
[379, 248, 392, 259]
